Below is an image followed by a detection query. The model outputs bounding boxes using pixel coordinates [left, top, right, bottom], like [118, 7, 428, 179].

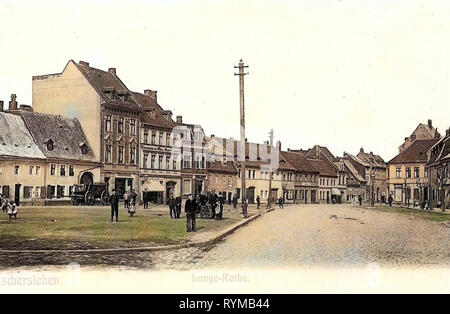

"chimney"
[277, 140, 281, 152]
[19, 104, 33, 112]
[370, 152, 373, 155]
[360, 147, 364, 153]
[287, 148, 290, 152]
[9, 94, 17, 110]
[108, 68, 116, 75]
[428, 119, 432, 128]
[210, 134, 215, 138]
[144, 90, 157, 102]
[176, 115, 183, 124]
[0, 101, 3, 112]
[79, 61, 89, 66]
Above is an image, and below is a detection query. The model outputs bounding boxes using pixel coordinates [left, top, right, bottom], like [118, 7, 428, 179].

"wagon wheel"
[101, 191, 109, 206]
[85, 191, 95, 206]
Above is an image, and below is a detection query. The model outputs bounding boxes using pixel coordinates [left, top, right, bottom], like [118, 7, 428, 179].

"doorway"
[14, 184, 21, 206]
[247, 186, 255, 204]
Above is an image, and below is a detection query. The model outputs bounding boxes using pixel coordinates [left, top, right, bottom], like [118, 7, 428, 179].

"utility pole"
[267, 129, 274, 209]
[234, 59, 249, 217]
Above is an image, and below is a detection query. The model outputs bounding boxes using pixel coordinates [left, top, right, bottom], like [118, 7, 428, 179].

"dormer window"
[46, 139, 54, 151]
[80, 143, 88, 155]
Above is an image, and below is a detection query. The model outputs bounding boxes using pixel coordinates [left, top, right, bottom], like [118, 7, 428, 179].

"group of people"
[168, 195, 182, 219]
[108, 189, 138, 222]
[0, 194, 18, 223]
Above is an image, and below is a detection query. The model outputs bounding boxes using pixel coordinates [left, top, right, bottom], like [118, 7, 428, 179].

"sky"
[0, 0, 449, 161]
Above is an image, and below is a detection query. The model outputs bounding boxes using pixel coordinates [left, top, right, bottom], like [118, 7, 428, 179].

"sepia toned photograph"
[0, 0, 449, 298]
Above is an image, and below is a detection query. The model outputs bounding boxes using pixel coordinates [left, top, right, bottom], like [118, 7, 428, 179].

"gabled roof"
[306, 145, 335, 161]
[0, 112, 46, 159]
[208, 161, 237, 174]
[281, 151, 319, 173]
[131, 91, 176, 129]
[343, 159, 366, 182]
[307, 152, 338, 177]
[357, 150, 386, 168]
[427, 133, 450, 164]
[19, 111, 96, 161]
[73, 61, 141, 111]
[389, 138, 440, 164]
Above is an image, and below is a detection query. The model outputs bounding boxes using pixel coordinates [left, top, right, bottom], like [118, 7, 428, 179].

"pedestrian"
[123, 190, 129, 209]
[388, 195, 393, 207]
[278, 197, 284, 209]
[256, 195, 261, 209]
[109, 189, 120, 222]
[242, 198, 248, 218]
[358, 195, 363, 206]
[168, 194, 176, 219]
[1, 197, 7, 213]
[7, 201, 18, 223]
[175, 196, 182, 218]
[209, 190, 218, 219]
[217, 192, 224, 220]
[185, 194, 195, 232]
[131, 189, 137, 206]
[232, 194, 238, 210]
[143, 192, 149, 209]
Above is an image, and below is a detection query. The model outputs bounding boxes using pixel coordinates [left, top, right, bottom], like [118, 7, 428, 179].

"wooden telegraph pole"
[234, 59, 249, 217]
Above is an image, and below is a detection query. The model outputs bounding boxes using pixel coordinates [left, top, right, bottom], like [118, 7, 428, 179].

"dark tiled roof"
[0, 112, 46, 159]
[131, 92, 176, 129]
[307, 153, 338, 177]
[389, 139, 440, 164]
[20, 111, 96, 161]
[208, 161, 237, 174]
[74, 62, 141, 111]
[281, 151, 319, 173]
[306, 145, 335, 161]
[357, 150, 386, 168]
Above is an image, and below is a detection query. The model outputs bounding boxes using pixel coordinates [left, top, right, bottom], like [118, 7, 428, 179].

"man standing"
[209, 190, 218, 219]
[143, 192, 149, 209]
[168, 194, 176, 219]
[256, 195, 261, 209]
[232, 194, 238, 210]
[175, 196, 182, 218]
[123, 190, 129, 210]
[185, 194, 196, 232]
[217, 192, 224, 220]
[109, 189, 120, 222]
[388, 195, 393, 207]
[358, 194, 363, 206]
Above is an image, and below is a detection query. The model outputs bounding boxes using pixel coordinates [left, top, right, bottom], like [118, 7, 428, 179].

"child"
[7, 201, 18, 223]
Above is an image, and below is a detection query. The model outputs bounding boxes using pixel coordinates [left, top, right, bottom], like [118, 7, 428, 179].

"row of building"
[0, 60, 449, 209]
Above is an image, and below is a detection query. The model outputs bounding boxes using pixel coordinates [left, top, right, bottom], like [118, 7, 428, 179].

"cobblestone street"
[196, 204, 450, 269]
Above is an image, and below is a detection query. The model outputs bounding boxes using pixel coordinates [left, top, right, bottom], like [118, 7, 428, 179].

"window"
[144, 133, 149, 144]
[118, 146, 124, 164]
[159, 132, 163, 145]
[151, 131, 156, 144]
[406, 167, 411, 178]
[46, 139, 54, 151]
[69, 165, 74, 177]
[118, 117, 124, 133]
[228, 176, 232, 184]
[159, 156, 163, 169]
[105, 115, 112, 132]
[166, 133, 170, 146]
[50, 164, 56, 176]
[183, 179, 192, 195]
[396, 168, 401, 178]
[60, 165, 66, 176]
[14, 165, 19, 175]
[183, 153, 192, 168]
[57, 185, 65, 198]
[173, 158, 177, 170]
[36, 166, 40, 175]
[24, 186, 33, 199]
[81, 144, 88, 155]
[143, 154, 148, 168]
[222, 176, 226, 184]
[166, 157, 170, 170]
[29, 166, 34, 175]
[215, 176, 218, 184]
[105, 145, 112, 163]
[414, 167, 420, 178]
[130, 119, 136, 135]
[130, 147, 136, 164]
[151, 155, 156, 169]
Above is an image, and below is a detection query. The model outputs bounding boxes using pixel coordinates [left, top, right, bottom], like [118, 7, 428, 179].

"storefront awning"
[331, 188, 341, 196]
[143, 180, 165, 192]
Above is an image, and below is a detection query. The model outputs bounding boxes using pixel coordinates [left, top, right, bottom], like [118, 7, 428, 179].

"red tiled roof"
[307, 153, 338, 177]
[281, 151, 319, 173]
[389, 139, 440, 164]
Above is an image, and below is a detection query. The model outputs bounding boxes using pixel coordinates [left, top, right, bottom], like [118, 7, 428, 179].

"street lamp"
[370, 169, 375, 207]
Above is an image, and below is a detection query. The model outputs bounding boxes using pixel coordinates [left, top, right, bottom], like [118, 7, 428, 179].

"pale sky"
[1, 0, 449, 161]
